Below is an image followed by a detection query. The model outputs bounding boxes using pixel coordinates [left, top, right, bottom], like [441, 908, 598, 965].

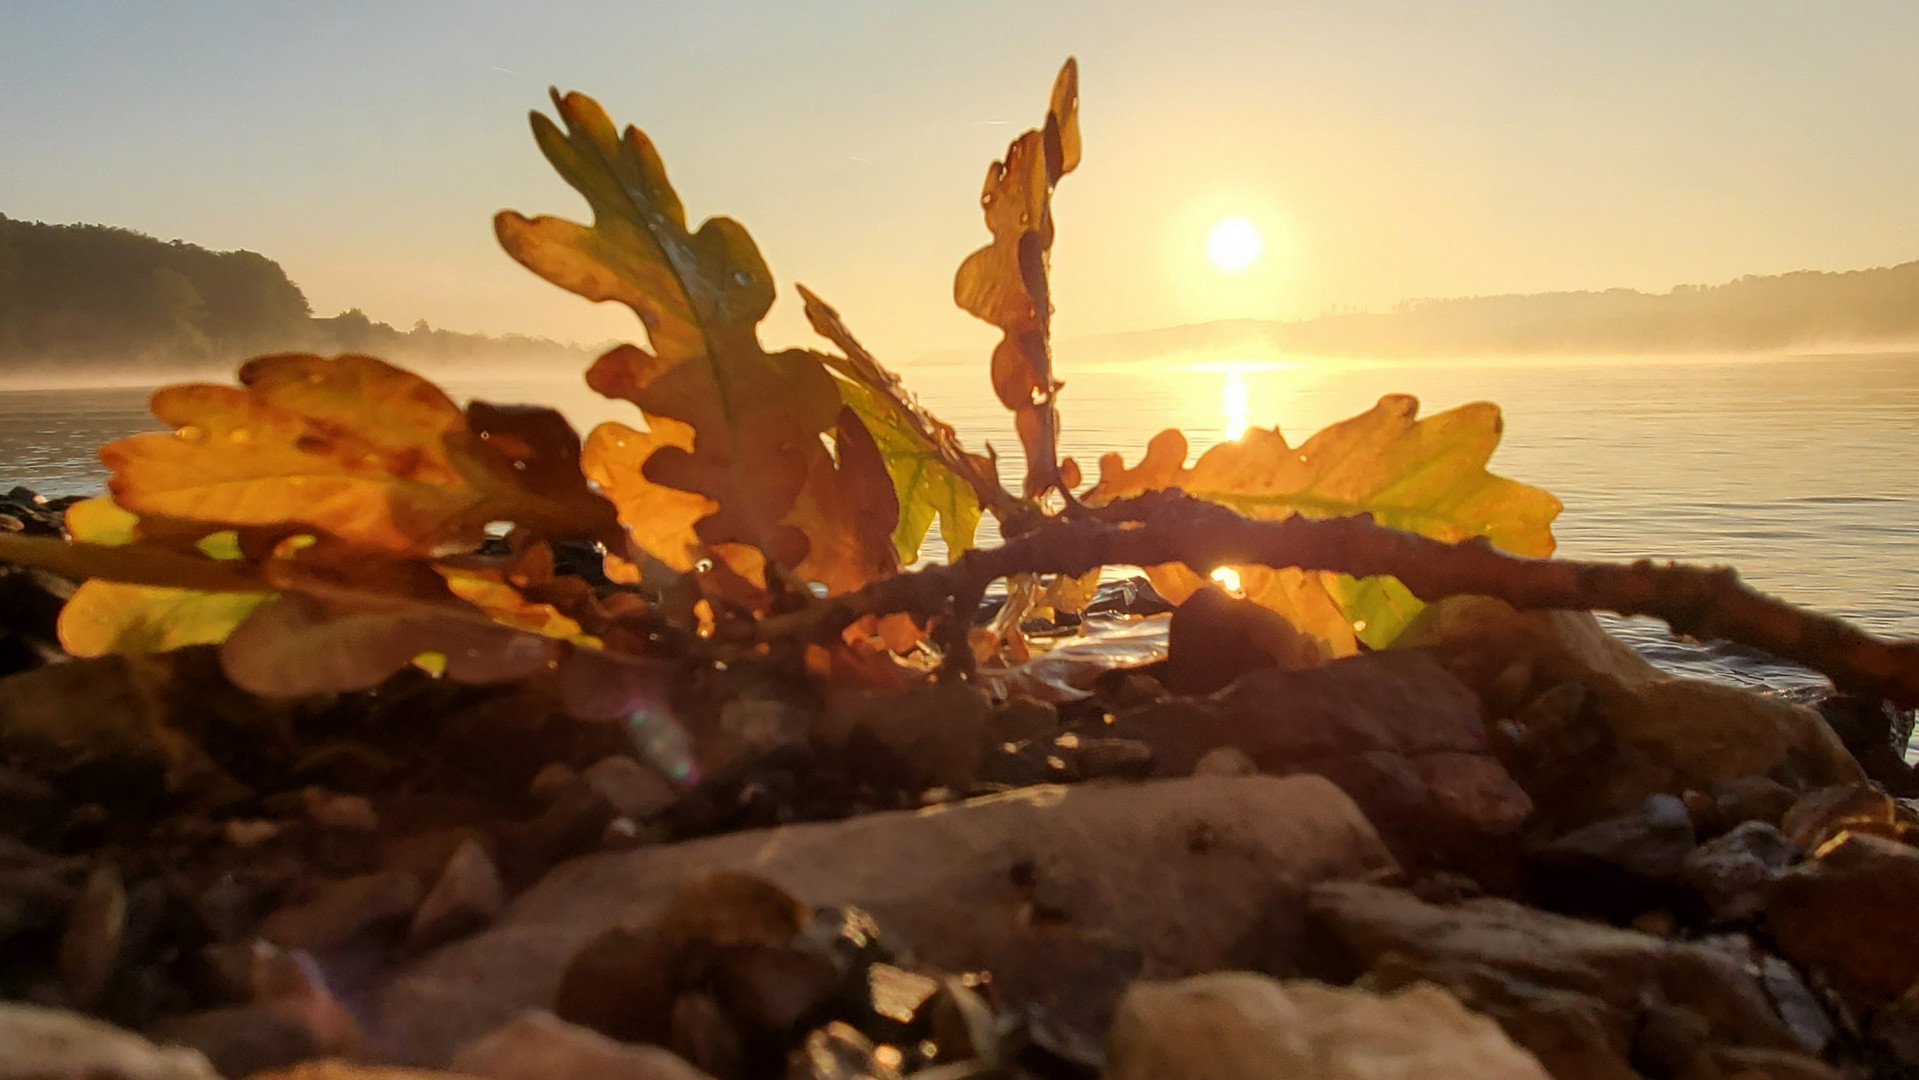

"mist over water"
[4, 348, 1914, 696]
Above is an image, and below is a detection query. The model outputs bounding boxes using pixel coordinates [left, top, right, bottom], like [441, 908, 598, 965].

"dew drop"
[694, 557, 715, 573]
[226, 428, 253, 446]
[731, 271, 753, 287]
[1353, 619, 1368, 633]
[176, 425, 207, 443]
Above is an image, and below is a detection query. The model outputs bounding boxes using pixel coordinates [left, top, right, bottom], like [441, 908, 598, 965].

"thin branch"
[758, 490, 1919, 708]
[0, 534, 269, 594]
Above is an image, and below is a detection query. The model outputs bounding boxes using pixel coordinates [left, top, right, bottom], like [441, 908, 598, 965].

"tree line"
[0, 215, 590, 375]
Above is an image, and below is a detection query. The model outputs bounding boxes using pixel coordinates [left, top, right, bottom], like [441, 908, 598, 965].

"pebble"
[406, 839, 506, 951]
[261, 871, 422, 953]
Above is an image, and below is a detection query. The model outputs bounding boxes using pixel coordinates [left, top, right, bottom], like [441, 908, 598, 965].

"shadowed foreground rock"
[1103, 972, 1551, 1080]
[371, 775, 1397, 1066]
[1107, 649, 1531, 876]
[0, 1002, 217, 1080]
[1305, 882, 1823, 1080]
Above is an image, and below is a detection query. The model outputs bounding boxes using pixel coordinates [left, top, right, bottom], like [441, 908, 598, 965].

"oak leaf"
[1085, 394, 1561, 652]
[954, 59, 1079, 498]
[55, 497, 272, 657]
[799, 285, 990, 562]
[502, 90, 895, 595]
[99, 354, 618, 557]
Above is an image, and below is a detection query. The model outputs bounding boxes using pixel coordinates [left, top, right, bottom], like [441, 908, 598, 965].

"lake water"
[4, 349, 1916, 697]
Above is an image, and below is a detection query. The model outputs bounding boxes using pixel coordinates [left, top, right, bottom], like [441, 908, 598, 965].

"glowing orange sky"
[4, 2, 1918, 363]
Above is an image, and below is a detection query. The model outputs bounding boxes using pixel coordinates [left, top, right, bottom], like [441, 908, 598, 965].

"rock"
[796, 1021, 899, 1080]
[1074, 738, 1155, 780]
[407, 840, 506, 951]
[291, 740, 403, 793]
[1162, 586, 1323, 695]
[984, 695, 1057, 746]
[1682, 1046, 1846, 1080]
[245, 1065, 466, 1080]
[581, 756, 680, 820]
[496, 785, 620, 886]
[0, 1002, 218, 1080]
[819, 681, 992, 791]
[1104, 972, 1550, 1080]
[1399, 597, 1866, 831]
[262, 871, 423, 953]
[1528, 793, 1696, 917]
[1307, 882, 1810, 1080]
[374, 776, 1397, 1066]
[304, 789, 379, 832]
[449, 1010, 713, 1080]
[1191, 746, 1258, 778]
[1709, 775, 1799, 832]
[0, 656, 235, 806]
[381, 829, 494, 887]
[527, 764, 577, 806]
[1766, 831, 1919, 1013]
[1779, 782, 1907, 852]
[59, 861, 127, 1009]
[1109, 650, 1530, 874]
[1817, 691, 1917, 795]
[1679, 822, 1800, 924]
[147, 1004, 321, 1079]
[1867, 981, 1919, 1071]
[554, 872, 869, 1075]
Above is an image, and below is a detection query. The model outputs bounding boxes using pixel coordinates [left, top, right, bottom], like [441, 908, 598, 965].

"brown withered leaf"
[100, 354, 618, 557]
[1085, 394, 1561, 652]
[499, 90, 879, 593]
[800, 284, 995, 562]
[221, 592, 558, 697]
[787, 407, 902, 595]
[954, 58, 1079, 498]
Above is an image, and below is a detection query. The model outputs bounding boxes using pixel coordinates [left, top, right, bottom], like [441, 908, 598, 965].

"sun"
[1205, 217, 1263, 273]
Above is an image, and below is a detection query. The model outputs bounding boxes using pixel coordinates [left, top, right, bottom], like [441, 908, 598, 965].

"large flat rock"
[370, 775, 1396, 1065]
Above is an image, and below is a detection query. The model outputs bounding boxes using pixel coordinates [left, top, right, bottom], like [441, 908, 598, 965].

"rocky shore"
[2, 484, 1918, 1079]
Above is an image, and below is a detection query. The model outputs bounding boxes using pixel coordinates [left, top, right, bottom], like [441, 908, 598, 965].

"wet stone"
[582, 755, 680, 820]
[1679, 821, 1800, 925]
[1765, 831, 1919, 1013]
[261, 871, 422, 954]
[59, 862, 128, 1010]
[1073, 738, 1155, 780]
[406, 838, 505, 952]
[448, 1009, 714, 1080]
[1528, 793, 1696, 917]
[147, 1004, 322, 1079]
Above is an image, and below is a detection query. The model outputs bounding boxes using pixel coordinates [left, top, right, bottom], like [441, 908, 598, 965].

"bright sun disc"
[1206, 217, 1263, 273]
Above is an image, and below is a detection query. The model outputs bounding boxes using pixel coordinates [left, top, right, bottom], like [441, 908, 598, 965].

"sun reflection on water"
[1222, 370, 1249, 440]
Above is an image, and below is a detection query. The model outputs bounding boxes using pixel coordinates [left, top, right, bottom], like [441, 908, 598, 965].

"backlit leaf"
[100, 354, 618, 557]
[505, 90, 896, 594]
[221, 592, 557, 697]
[800, 285, 987, 562]
[954, 59, 1079, 498]
[1084, 394, 1561, 652]
[55, 496, 272, 657]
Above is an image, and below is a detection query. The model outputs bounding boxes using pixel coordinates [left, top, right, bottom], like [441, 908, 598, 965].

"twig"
[758, 490, 1919, 707]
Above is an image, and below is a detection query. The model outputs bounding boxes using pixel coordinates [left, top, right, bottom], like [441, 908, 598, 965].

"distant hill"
[1041, 262, 1919, 366]
[0, 215, 593, 376]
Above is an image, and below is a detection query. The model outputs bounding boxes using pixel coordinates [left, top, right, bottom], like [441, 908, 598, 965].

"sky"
[4, 1, 1919, 362]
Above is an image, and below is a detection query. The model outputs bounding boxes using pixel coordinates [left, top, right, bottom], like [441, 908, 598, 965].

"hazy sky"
[4, 1, 1918, 361]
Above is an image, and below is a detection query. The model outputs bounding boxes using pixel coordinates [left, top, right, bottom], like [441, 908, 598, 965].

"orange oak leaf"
[499, 89, 897, 595]
[99, 354, 618, 557]
[954, 58, 1079, 499]
[1084, 394, 1561, 652]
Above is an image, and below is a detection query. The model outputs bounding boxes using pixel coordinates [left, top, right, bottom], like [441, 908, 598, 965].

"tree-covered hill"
[1056, 262, 1919, 366]
[0, 215, 591, 375]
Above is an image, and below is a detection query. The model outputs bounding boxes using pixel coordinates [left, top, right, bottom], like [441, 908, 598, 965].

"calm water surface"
[4, 350, 1915, 695]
